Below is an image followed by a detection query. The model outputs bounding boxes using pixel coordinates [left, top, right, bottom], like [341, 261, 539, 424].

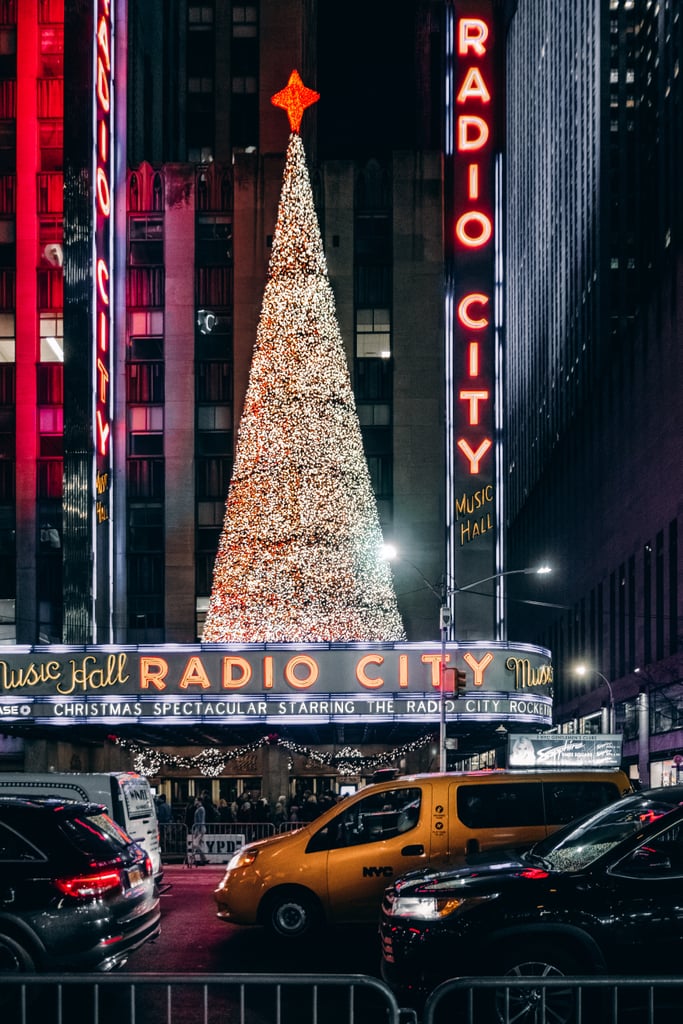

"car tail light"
[55, 869, 123, 898]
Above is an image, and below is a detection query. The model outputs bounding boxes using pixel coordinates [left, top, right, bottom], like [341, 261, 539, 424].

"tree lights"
[202, 73, 404, 644]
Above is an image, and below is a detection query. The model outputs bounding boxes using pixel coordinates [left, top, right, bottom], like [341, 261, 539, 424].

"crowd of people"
[154, 787, 345, 833]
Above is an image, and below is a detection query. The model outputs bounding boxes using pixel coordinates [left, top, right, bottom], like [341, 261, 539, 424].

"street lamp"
[574, 665, 616, 734]
[382, 548, 552, 771]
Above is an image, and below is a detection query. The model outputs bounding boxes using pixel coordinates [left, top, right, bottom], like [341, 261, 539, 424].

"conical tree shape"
[202, 132, 405, 642]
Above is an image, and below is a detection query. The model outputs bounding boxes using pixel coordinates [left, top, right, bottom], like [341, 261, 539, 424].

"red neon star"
[271, 69, 320, 133]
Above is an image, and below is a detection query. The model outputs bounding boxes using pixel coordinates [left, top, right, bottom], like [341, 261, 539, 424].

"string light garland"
[109, 734, 435, 779]
[202, 72, 405, 644]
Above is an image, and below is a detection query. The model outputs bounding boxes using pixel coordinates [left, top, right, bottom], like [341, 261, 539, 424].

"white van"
[0, 771, 162, 883]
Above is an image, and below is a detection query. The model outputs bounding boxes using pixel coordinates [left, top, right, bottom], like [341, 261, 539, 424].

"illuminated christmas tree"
[202, 71, 405, 643]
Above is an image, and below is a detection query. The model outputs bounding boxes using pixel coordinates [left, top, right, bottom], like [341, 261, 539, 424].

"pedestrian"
[155, 793, 172, 823]
[217, 798, 233, 823]
[191, 797, 207, 865]
[201, 789, 218, 823]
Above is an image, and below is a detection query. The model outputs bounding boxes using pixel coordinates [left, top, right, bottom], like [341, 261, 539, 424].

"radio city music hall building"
[0, 1, 678, 800]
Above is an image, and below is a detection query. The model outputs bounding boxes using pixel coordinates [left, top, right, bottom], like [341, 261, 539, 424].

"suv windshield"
[528, 791, 683, 873]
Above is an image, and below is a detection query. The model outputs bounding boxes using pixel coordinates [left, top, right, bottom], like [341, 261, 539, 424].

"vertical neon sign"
[445, 2, 499, 638]
[454, 13, 494, 490]
[94, 0, 112, 523]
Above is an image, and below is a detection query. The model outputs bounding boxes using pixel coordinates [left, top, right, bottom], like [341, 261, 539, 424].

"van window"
[458, 783, 544, 828]
[543, 781, 624, 825]
[120, 778, 155, 820]
[306, 787, 422, 853]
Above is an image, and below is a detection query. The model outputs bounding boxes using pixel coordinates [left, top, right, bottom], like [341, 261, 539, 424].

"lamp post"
[382, 548, 552, 772]
[575, 665, 616, 733]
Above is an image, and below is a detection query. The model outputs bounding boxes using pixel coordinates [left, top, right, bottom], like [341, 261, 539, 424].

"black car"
[380, 785, 683, 1017]
[0, 796, 160, 972]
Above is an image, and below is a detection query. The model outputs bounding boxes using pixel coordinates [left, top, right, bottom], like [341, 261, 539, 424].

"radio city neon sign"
[455, 15, 493, 475]
[94, 0, 112, 461]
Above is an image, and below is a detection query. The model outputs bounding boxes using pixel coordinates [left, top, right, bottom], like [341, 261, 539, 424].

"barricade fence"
[421, 974, 683, 1024]
[0, 971, 412, 1024]
[160, 821, 305, 863]
[2, 972, 683, 1024]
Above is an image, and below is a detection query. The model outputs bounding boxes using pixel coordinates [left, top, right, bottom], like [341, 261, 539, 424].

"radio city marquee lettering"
[94, 0, 113, 521]
[452, 9, 497, 546]
[0, 645, 552, 726]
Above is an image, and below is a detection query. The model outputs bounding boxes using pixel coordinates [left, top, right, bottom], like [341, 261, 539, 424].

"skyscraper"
[504, 0, 682, 785]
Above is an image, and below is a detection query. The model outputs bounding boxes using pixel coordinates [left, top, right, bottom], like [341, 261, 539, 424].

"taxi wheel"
[264, 888, 322, 939]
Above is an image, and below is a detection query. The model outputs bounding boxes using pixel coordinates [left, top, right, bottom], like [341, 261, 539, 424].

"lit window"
[39, 312, 63, 362]
[0, 312, 14, 362]
[356, 308, 391, 359]
[129, 406, 164, 433]
[129, 311, 164, 335]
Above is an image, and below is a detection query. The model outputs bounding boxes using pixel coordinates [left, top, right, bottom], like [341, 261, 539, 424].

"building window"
[129, 216, 163, 266]
[189, 5, 214, 26]
[232, 5, 257, 37]
[127, 459, 164, 500]
[356, 308, 391, 358]
[196, 360, 231, 402]
[129, 310, 163, 336]
[0, 310, 13, 361]
[39, 312, 62, 362]
[127, 267, 164, 307]
[127, 362, 164, 404]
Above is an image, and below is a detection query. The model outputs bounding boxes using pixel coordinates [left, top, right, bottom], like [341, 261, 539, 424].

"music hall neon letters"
[454, 14, 493, 477]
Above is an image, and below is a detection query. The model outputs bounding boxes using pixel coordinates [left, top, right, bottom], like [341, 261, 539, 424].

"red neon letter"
[97, 358, 109, 403]
[468, 342, 479, 375]
[96, 167, 110, 217]
[97, 15, 111, 71]
[457, 438, 492, 473]
[457, 115, 489, 151]
[468, 164, 479, 199]
[98, 311, 108, 352]
[97, 56, 110, 112]
[455, 210, 493, 247]
[458, 18, 488, 57]
[96, 259, 110, 304]
[456, 67, 491, 104]
[459, 389, 489, 425]
[96, 409, 110, 456]
[457, 293, 489, 329]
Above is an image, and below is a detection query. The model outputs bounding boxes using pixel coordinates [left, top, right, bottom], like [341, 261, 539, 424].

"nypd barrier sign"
[0, 642, 553, 728]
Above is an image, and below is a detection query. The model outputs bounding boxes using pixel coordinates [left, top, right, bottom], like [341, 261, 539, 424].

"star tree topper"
[271, 69, 320, 133]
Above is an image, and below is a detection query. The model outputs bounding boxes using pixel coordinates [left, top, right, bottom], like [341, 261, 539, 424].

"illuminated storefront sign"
[93, 0, 113, 522]
[0, 644, 553, 727]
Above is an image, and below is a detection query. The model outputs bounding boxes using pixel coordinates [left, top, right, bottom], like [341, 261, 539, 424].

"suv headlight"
[386, 893, 496, 920]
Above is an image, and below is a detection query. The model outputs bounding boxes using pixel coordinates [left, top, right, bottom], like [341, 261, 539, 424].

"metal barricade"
[160, 822, 277, 864]
[422, 975, 683, 1024]
[0, 971, 413, 1024]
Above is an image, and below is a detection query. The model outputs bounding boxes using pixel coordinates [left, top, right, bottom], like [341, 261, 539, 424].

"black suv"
[380, 785, 683, 1018]
[0, 796, 160, 972]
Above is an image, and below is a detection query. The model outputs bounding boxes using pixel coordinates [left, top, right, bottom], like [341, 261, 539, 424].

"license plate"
[127, 866, 144, 887]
